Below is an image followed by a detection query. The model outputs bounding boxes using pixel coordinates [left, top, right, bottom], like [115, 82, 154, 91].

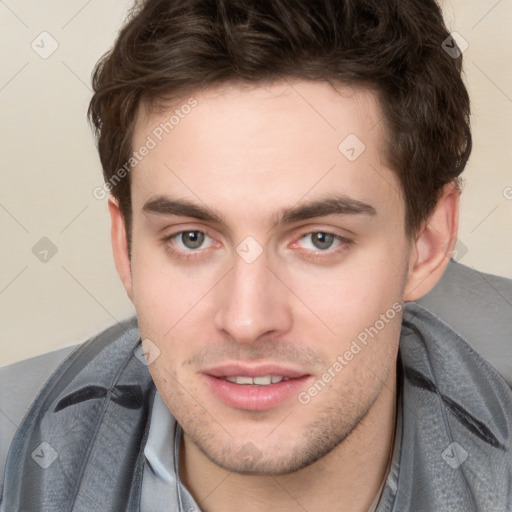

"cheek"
[130, 234, 188, 318]
[290, 243, 407, 332]
[129, 240, 181, 353]
[129, 242, 213, 369]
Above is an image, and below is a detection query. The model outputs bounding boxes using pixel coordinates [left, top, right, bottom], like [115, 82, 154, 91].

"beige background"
[1, 0, 511, 366]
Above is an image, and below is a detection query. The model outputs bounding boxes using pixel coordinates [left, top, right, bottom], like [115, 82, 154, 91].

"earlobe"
[108, 197, 134, 301]
[403, 183, 460, 302]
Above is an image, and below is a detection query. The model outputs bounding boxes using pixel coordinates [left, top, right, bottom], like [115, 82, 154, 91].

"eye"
[298, 232, 341, 251]
[171, 230, 213, 251]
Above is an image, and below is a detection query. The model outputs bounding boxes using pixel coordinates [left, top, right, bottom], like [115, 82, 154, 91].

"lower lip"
[203, 375, 311, 411]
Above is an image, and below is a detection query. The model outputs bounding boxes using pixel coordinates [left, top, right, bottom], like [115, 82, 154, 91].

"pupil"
[312, 233, 333, 250]
[182, 231, 204, 249]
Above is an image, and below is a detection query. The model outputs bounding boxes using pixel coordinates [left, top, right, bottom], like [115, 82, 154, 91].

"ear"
[108, 197, 134, 301]
[403, 183, 460, 301]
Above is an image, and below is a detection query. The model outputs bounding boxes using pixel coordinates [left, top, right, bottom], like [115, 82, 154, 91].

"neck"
[180, 371, 397, 512]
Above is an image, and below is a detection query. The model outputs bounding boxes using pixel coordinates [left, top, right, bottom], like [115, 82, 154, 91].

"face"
[125, 81, 411, 475]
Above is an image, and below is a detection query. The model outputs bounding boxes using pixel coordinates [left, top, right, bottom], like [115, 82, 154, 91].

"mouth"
[202, 364, 312, 411]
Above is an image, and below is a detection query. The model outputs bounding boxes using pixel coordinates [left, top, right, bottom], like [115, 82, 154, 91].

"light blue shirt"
[141, 391, 200, 511]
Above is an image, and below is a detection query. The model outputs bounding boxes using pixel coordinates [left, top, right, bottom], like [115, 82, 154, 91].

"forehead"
[130, 80, 401, 226]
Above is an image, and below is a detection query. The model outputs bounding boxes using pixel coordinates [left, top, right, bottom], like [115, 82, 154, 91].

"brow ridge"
[142, 194, 376, 227]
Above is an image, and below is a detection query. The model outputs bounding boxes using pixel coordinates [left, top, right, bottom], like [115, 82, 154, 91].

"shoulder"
[416, 260, 512, 387]
[0, 346, 80, 423]
[0, 317, 140, 500]
[397, 302, 512, 509]
[0, 345, 78, 496]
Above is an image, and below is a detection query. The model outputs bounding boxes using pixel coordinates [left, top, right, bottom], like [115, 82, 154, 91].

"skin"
[109, 80, 459, 511]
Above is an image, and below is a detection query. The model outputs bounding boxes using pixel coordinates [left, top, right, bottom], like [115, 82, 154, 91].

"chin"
[192, 417, 356, 476]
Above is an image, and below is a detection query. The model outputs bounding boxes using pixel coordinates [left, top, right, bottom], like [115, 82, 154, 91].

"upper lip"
[203, 363, 308, 379]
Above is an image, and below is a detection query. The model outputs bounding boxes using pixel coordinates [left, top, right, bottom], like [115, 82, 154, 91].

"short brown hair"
[88, 0, 471, 240]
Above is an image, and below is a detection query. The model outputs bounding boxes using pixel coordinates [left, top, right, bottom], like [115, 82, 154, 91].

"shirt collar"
[143, 390, 177, 484]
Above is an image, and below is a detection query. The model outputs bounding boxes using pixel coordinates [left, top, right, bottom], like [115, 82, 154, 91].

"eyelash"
[162, 230, 354, 261]
[162, 230, 217, 261]
[293, 232, 354, 260]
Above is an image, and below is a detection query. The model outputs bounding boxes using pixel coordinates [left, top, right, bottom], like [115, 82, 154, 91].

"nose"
[213, 251, 293, 344]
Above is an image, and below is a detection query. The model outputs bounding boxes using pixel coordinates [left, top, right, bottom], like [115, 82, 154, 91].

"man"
[1, 0, 511, 511]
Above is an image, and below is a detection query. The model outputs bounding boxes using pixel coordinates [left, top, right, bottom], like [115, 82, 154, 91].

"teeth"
[224, 375, 288, 385]
[253, 376, 272, 385]
[235, 376, 253, 385]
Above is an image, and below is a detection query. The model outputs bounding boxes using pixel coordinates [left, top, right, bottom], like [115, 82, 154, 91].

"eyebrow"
[142, 194, 376, 226]
[273, 195, 376, 226]
[143, 196, 224, 224]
